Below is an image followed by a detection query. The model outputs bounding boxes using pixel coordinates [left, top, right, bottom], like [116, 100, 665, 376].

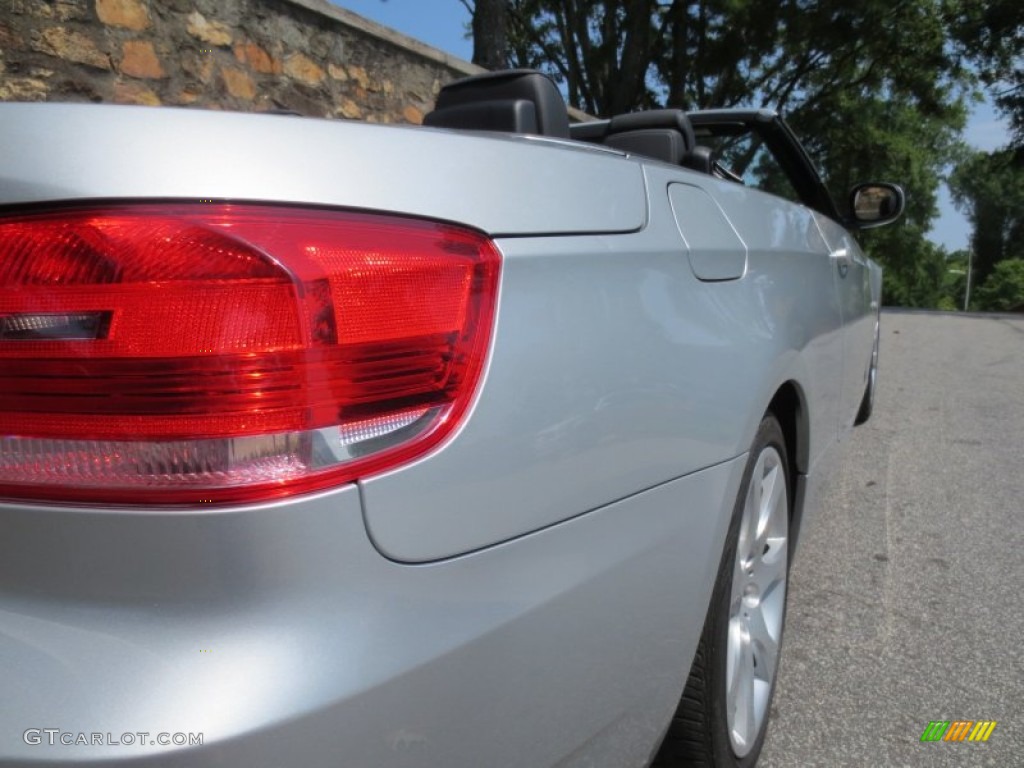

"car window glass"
[695, 127, 802, 205]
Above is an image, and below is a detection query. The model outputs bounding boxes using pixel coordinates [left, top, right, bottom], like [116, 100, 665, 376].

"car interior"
[424, 69, 744, 183]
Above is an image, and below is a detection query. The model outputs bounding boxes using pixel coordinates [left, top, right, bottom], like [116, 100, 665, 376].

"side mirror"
[849, 182, 904, 229]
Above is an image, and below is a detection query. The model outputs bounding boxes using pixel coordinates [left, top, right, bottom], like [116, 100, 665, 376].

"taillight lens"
[0, 204, 500, 504]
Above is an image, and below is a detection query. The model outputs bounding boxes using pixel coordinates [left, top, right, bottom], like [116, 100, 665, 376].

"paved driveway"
[760, 310, 1024, 767]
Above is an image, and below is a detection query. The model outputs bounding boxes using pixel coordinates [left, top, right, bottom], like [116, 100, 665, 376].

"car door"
[690, 110, 868, 441]
[687, 111, 845, 457]
[812, 214, 875, 434]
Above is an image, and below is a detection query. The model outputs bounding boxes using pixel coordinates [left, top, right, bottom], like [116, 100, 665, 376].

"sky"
[333, 0, 1012, 253]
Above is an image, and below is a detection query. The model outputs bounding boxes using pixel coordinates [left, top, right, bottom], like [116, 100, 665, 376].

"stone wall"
[0, 0, 486, 123]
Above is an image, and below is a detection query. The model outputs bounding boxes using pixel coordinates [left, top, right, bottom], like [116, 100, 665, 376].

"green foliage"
[973, 259, 1024, 311]
[937, 249, 970, 310]
[949, 149, 1024, 285]
[948, 0, 1024, 148]
[804, 96, 965, 309]
[504, 1, 972, 125]
[866, 229, 949, 308]
[505, 1, 667, 114]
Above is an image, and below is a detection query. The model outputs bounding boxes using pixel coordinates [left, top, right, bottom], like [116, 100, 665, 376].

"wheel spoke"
[730, 628, 756, 749]
[751, 538, 787, 597]
[747, 605, 779, 683]
[739, 468, 761, 564]
[726, 616, 744, 715]
[759, 573, 787, 645]
[741, 647, 757, 745]
[732, 552, 747, 592]
[750, 463, 781, 556]
[763, 463, 785, 529]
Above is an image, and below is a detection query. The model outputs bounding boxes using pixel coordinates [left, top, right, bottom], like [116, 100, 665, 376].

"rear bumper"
[0, 455, 744, 767]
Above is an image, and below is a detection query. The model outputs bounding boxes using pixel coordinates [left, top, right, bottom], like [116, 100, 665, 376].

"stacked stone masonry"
[0, 0, 486, 123]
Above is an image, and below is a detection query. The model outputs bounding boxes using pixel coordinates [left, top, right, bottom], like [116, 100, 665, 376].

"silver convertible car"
[0, 70, 899, 767]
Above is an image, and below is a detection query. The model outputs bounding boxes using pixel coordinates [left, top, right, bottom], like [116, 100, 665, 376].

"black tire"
[853, 372, 874, 426]
[653, 415, 791, 768]
[854, 322, 880, 426]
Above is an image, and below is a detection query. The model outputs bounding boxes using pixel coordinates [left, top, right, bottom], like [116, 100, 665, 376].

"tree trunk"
[472, 0, 509, 71]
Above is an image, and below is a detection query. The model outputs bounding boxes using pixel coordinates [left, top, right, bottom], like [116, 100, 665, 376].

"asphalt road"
[759, 310, 1024, 767]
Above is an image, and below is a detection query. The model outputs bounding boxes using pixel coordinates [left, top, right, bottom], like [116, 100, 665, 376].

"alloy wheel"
[726, 445, 788, 757]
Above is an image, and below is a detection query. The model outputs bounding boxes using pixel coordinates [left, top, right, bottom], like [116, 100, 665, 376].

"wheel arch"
[765, 380, 810, 549]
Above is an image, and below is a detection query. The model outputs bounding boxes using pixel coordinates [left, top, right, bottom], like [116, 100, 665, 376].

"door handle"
[831, 248, 850, 278]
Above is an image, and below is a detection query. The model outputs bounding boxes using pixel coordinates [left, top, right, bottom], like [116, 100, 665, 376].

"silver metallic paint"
[668, 182, 748, 281]
[0, 102, 878, 766]
[0, 103, 646, 236]
[814, 214, 878, 432]
[0, 458, 745, 767]
[365, 164, 847, 561]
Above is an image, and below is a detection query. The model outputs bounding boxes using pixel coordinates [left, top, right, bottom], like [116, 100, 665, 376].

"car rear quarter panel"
[363, 163, 844, 562]
[0, 103, 645, 236]
[0, 459, 746, 768]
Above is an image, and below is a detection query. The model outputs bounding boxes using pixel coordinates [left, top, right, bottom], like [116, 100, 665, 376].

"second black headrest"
[607, 109, 696, 151]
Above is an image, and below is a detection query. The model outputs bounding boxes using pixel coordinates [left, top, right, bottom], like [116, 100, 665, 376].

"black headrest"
[604, 130, 690, 165]
[424, 69, 570, 138]
[607, 109, 696, 151]
[424, 99, 539, 134]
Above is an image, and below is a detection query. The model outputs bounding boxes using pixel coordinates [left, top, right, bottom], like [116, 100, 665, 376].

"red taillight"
[0, 204, 501, 504]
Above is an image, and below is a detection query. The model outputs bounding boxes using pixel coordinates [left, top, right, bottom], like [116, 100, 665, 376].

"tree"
[949, 149, 1024, 286]
[505, 0, 665, 114]
[973, 258, 1024, 311]
[818, 95, 966, 307]
[869, 231, 949, 309]
[938, 249, 971, 311]
[949, 0, 1024, 148]
[496, 1, 971, 120]
[469, 0, 510, 70]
